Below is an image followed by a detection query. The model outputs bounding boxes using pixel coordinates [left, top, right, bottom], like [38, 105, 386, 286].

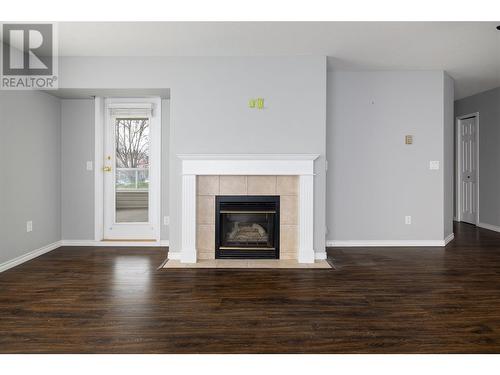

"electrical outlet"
[86, 161, 93, 171]
[405, 216, 412, 225]
[26, 221, 33, 232]
[163, 216, 170, 226]
[429, 160, 440, 170]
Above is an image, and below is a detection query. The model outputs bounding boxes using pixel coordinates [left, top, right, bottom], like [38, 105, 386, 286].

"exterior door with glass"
[103, 98, 161, 240]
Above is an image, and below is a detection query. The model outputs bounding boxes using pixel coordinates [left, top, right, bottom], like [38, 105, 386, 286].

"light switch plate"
[26, 221, 33, 232]
[429, 161, 440, 170]
[163, 216, 170, 226]
[86, 161, 93, 171]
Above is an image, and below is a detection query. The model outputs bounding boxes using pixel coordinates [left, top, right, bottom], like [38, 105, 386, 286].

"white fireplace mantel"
[176, 154, 319, 264]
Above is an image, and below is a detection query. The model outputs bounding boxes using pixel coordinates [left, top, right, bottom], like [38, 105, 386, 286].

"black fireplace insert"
[215, 195, 280, 259]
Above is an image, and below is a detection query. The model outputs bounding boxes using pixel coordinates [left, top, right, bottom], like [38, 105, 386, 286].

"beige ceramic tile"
[197, 175, 220, 195]
[247, 176, 277, 195]
[306, 260, 332, 269]
[197, 195, 215, 224]
[163, 260, 187, 268]
[219, 175, 247, 195]
[280, 225, 298, 253]
[215, 259, 249, 268]
[197, 224, 215, 251]
[277, 260, 304, 268]
[163, 259, 331, 269]
[279, 251, 297, 260]
[280, 195, 298, 225]
[277, 175, 298, 196]
[247, 260, 279, 268]
[198, 251, 215, 260]
[189, 260, 217, 268]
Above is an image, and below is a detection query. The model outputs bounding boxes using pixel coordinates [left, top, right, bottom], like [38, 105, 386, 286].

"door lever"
[103, 166, 112, 172]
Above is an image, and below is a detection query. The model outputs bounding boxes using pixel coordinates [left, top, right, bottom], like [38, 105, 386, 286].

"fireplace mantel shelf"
[175, 153, 319, 264]
[177, 154, 320, 176]
[177, 154, 320, 161]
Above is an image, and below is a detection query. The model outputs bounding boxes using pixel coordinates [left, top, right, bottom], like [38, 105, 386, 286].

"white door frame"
[455, 112, 479, 224]
[94, 97, 162, 242]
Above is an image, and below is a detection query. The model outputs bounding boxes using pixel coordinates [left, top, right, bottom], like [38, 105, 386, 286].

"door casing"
[455, 112, 479, 225]
[94, 97, 162, 241]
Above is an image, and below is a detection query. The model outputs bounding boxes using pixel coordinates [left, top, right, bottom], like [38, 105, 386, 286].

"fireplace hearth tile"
[163, 259, 332, 269]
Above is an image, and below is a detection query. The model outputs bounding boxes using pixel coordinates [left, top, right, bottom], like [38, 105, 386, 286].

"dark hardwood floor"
[1, 222, 500, 353]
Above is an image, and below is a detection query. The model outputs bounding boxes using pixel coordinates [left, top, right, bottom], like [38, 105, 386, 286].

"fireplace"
[215, 195, 280, 259]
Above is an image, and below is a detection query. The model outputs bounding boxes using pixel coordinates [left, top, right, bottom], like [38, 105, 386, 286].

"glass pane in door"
[114, 118, 150, 223]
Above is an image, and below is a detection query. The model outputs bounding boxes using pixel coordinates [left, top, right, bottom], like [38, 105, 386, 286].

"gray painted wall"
[455, 87, 500, 227]
[0, 91, 61, 264]
[443, 73, 455, 238]
[58, 56, 327, 255]
[61, 99, 94, 240]
[326, 71, 450, 241]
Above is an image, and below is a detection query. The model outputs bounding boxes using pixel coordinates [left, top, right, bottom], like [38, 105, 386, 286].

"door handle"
[103, 166, 112, 172]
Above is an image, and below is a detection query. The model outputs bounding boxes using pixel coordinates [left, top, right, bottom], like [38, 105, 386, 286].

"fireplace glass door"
[216, 196, 280, 259]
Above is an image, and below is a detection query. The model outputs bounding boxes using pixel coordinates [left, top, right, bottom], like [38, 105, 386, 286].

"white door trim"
[455, 112, 479, 224]
[94, 97, 162, 241]
[94, 97, 104, 241]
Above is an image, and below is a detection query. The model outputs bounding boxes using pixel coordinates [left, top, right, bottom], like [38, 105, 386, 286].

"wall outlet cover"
[26, 221, 33, 232]
[405, 216, 412, 225]
[429, 160, 440, 170]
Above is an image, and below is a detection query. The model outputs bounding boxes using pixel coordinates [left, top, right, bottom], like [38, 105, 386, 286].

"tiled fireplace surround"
[175, 154, 320, 263]
[197, 175, 299, 260]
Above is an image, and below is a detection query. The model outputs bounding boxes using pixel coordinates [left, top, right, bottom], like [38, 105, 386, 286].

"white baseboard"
[326, 239, 451, 247]
[0, 240, 62, 273]
[60, 240, 169, 247]
[478, 222, 500, 233]
[444, 233, 455, 245]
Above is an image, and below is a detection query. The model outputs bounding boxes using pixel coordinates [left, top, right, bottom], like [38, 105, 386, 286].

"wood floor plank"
[0, 222, 499, 353]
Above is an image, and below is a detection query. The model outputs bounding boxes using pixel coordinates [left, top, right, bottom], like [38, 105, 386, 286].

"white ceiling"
[58, 22, 500, 99]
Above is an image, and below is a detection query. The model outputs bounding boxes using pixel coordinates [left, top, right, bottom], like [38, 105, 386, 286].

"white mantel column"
[180, 175, 197, 263]
[298, 175, 315, 263]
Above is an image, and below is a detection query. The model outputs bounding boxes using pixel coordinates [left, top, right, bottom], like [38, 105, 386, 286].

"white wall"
[326, 71, 452, 242]
[58, 56, 327, 255]
[0, 91, 61, 265]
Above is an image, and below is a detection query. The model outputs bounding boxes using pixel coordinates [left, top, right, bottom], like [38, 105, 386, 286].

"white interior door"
[459, 116, 478, 225]
[103, 98, 161, 240]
